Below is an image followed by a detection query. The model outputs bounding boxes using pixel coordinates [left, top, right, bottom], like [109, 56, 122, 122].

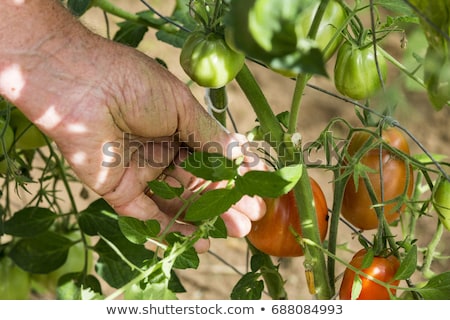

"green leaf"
[235, 164, 302, 198]
[147, 180, 184, 199]
[207, 217, 227, 239]
[226, 0, 327, 76]
[3, 207, 55, 237]
[184, 188, 242, 221]
[180, 152, 239, 182]
[56, 273, 103, 300]
[230, 272, 264, 300]
[118, 216, 161, 245]
[416, 272, 450, 299]
[125, 282, 178, 300]
[166, 242, 199, 270]
[67, 0, 91, 17]
[394, 245, 417, 280]
[375, 0, 414, 15]
[94, 239, 150, 289]
[155, 0, 196, 49]
[78, 199, 119, 237]
[9, 231, 73, 273]
[113, 21, 148, 48]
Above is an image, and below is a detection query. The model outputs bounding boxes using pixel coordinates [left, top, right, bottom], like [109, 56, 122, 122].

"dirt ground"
[13, 1, 449, 300]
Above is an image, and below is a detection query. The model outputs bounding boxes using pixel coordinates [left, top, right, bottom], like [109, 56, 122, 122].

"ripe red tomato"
[247, 177, 328, 257]
[339, 249, 400, 300]
[341, 127, 414, 230]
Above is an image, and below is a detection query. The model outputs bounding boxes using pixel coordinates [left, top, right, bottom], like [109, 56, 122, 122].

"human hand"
[0, 0, 266, 252]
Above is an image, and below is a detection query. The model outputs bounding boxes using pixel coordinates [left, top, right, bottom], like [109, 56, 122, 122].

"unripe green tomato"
[0, 256, 31, 299]
[10, 109, 47, 150]
[296, 0, 347, 61]
[334, 42, 387, 100]
[433, 175, 450, 230]
[180, 31, 245, 88]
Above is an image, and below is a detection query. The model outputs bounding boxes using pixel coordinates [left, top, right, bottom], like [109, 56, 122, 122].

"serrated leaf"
[113, 21, 148, 48]
[9, 231, 73, 273]
[3, 207, 55, 237]
[170, 245, 199, 270]
[180, 152, 239, 182]
[394, 245, 417, 280]
[118, 216, 161, 245]
[185, 188, 242, 221]
[230, 272, 264, 300]
[78, 199, 119, 237]
[235, 164, 302, 198]
[416, 272, 450, 300]
[207, 216, 227, 239]
[147, 180, 184, 199]
[94, 238, 150, 289]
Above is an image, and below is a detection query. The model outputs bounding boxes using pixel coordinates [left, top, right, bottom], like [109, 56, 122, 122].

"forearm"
[0, 0, 110, 131]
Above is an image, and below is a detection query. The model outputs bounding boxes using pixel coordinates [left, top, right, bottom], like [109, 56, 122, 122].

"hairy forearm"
[0, 0, 111, 131]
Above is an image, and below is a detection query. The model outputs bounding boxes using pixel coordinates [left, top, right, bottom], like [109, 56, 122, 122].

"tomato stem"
[206, 87, 228, 127]
[287, 74, 309, 134]
[327, 169, 349, 293]
[235, 64, 284, 147]
[293, 166, 333, 299]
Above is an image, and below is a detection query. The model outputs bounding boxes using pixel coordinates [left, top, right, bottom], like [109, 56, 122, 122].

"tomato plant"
[1, 0, 449, 302]
[339, 249, 400, 300]
[334, 41, 387, 100]
[247, 178, 328, 257]
[341, 127, 414, 230]
[180, 31, 245, 88]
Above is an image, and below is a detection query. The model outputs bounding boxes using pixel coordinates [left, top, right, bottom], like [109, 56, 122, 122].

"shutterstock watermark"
[101, 132, 344, 169]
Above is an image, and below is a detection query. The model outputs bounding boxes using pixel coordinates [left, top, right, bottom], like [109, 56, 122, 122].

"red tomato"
[339, 249, 400, 300]
[247, 177, 328, 257]
[341, 127, 414, 230]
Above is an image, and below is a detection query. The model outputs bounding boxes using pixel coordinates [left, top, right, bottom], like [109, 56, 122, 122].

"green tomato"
[0, 256, 31, 299]
[295, 0, 347, 61]
[433, 175, 450, 230]
[180, 31, 245, 88]
[334, 41, 387, 100]
[10, 109, 47, 150]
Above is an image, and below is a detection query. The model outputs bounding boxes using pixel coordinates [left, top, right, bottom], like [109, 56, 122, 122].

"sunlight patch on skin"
[0, 64, 25, 100]
[33, 105, 62, 131]
[94, 166, 109, 190]
[67, 123, 88, 133]
[70, 151, 87, 166]
[13, 0, 25, 4]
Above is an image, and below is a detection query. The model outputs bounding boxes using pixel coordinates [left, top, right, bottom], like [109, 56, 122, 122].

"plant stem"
[235, 64, 284, 148]
[293, 166, 333, 299]
[327, 169, 349, 293]
[422, 220, 444, 279]
[92, 0, 142, 23]
[287, 74, 309, 134]
[205, 87, 227, 127]
[377, 46, 425, 88]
